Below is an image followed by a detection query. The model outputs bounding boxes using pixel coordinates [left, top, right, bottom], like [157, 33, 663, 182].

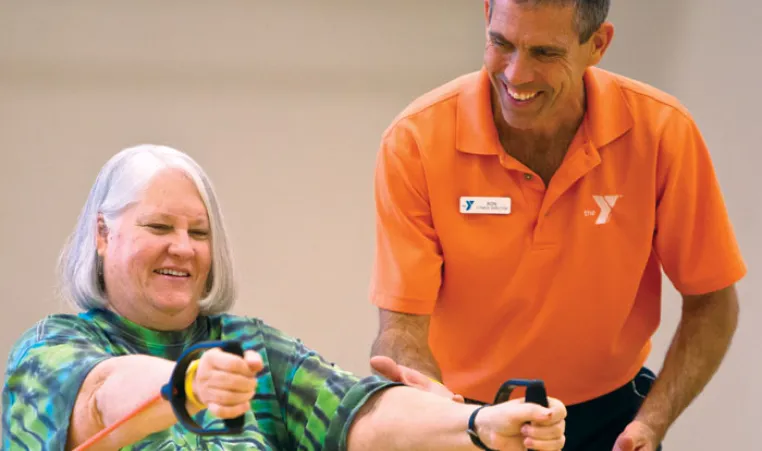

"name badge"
[459, 196, 511, 215]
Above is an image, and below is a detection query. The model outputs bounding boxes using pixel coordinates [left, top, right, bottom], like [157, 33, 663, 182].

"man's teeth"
[508, 90, 538, 101]
[156, 269, 190, 277]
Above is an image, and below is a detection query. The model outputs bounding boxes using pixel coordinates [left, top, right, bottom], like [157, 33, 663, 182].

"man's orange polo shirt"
[370, 66, 746, 405]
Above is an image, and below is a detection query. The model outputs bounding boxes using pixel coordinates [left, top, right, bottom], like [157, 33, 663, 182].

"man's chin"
[501, 113, 541, 131]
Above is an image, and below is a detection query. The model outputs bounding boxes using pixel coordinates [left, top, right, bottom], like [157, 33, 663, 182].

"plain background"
[0, 0, 759, 448]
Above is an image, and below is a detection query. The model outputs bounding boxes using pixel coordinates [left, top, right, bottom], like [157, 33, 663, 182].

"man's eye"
[190, 230, 210, 238]
[535, 49, 559, 58]
[148, 224, 171, 231]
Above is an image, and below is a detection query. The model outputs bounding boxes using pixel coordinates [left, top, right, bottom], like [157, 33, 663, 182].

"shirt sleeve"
[370, 121, 444, 315]
[261, 324, 402, 451]
[653, 108, 747, 295]
[2, 316, 112, 451]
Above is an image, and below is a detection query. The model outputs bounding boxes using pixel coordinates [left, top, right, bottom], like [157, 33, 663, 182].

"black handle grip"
[161, 340, 248, 436]
[524, 381, 549, 407]
[219, 341, 245, 432]
[493, 379, 549, 451]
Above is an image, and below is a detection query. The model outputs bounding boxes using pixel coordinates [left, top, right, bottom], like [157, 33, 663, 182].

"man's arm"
[370, 309, 442, 381]
[634, 284, 740, 442]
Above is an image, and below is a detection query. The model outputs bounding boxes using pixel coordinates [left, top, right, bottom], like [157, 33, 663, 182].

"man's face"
[484, 0, 610, 132]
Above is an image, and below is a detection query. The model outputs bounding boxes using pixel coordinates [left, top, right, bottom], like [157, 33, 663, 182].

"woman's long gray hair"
[57, 144, 237, 315]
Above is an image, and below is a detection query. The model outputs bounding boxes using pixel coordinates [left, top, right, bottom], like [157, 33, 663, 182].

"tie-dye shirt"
[2, 308, 398, 450]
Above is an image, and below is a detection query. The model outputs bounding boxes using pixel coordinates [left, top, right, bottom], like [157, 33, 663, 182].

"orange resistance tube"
[72, 392, 164, 451]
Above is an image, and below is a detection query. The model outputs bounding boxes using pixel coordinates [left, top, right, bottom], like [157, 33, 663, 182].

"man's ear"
[587, 22, 615, 66]
[96, 214, 109, 257]
[484, 0, 491, 24]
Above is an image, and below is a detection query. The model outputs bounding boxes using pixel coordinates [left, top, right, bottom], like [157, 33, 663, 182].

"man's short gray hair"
[488, 0, 610, 43]
[57, 144, 237, 315]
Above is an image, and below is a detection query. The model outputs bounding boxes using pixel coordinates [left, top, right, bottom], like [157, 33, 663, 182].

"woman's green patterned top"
[3, 308, 398, 450]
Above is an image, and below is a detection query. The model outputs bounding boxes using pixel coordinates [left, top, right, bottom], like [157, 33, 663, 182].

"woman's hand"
[476, 397, 567, 451]
[192, 348, 264, 419]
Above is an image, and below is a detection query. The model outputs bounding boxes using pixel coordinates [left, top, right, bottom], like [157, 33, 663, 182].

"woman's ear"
[95, 214, 109, 257]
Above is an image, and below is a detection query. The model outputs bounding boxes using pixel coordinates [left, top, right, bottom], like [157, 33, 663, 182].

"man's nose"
[503, 51, 535, 87]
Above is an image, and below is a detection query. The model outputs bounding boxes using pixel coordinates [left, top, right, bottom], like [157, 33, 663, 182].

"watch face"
[467, 427, 493, 451]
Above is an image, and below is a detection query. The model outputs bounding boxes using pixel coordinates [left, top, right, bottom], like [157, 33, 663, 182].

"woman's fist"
[192, 348, 263, 419]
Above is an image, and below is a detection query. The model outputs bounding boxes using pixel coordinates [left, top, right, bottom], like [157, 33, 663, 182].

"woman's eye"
[148, 224, 171, 231]
[190, 230, 210, 238]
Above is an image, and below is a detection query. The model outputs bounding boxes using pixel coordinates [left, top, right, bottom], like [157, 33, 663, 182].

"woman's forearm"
[68, 355, 199, 450]
[347, 386, 489, 450]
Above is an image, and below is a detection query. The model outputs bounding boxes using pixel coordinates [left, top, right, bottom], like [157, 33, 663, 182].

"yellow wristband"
[185, 359, 206, 410]
[427, 376, 442, 385]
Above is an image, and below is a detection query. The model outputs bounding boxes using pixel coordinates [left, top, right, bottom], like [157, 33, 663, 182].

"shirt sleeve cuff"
[324, 375, 404, 451]
[673, 260, 747, 296]
[371, 293, 436, 315]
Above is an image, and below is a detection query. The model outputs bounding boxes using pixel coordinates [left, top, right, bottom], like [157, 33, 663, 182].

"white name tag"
[459, 196, 511, 215]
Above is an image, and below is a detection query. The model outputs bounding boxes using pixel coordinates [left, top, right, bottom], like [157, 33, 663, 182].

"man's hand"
[613, 420, 659, 451]
[370, 355, 464, 403]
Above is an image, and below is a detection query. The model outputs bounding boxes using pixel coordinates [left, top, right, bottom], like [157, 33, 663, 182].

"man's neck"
[490, 88, 587, 185]
[503, 120, 582, 152]
[492, 87, 586, 152]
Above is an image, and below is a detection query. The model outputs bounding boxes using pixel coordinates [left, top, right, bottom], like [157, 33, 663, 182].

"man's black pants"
[562, 367, 663, 451]
[466, 367, 664, 450]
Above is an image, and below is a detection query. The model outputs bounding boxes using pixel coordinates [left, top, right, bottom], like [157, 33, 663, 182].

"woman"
[2, 144, 567, 450]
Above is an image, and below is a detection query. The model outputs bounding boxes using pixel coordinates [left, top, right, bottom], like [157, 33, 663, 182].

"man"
[368, 1, 745, 450]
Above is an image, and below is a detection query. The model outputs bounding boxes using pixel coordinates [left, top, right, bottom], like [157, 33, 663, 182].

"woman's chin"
[151, 295, 199, 317]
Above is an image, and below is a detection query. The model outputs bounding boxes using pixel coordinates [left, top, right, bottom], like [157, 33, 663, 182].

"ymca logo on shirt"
[585, 195, 621, 224]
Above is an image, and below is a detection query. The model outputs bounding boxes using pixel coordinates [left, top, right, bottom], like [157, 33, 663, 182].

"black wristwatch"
[467, 405, 497, 451]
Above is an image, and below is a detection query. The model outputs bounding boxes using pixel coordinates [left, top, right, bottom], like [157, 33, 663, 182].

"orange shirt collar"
[456, 66, 634, 154]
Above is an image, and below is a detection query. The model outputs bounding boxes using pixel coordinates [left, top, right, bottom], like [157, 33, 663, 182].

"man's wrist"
[634, 407, 668, 442]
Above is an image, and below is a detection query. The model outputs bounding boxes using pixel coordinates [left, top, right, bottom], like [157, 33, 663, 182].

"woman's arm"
[256, 321, 564, 450]
[67, 355, 182, 450]
[347, 386, 566, 451]
[67, 349, 262, 450]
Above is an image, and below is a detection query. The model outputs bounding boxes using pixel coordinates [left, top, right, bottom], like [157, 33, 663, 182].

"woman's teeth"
[155, 269, 190, 277]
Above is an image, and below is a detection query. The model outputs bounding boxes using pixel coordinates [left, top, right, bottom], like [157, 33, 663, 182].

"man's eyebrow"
[488, 30, 510, 43]
[488, 30, 567, 54]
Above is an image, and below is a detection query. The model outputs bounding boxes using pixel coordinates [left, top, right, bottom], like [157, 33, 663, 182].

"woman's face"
[96, 168, 212, 331]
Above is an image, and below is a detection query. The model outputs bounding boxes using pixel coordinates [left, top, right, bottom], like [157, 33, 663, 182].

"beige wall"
[1, 1, 759, 448]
